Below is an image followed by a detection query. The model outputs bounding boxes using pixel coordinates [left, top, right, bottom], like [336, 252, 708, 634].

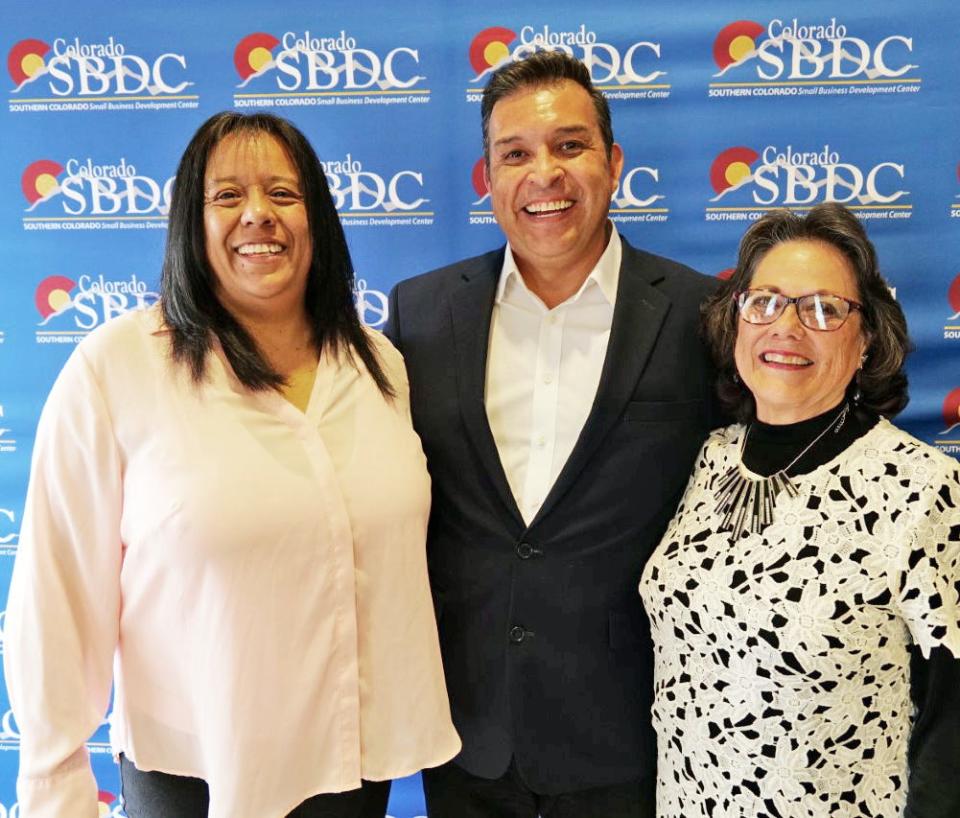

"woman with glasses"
[640, 203, 960, 818]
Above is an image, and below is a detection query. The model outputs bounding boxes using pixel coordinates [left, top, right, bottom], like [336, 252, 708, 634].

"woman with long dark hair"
[4, 112, 459, 818]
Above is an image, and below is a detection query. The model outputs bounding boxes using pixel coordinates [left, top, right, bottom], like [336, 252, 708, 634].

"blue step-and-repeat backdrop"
[2, 1, 959, 815]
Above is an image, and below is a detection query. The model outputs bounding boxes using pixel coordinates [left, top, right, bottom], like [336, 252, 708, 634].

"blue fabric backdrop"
[2, 2, 959, 815]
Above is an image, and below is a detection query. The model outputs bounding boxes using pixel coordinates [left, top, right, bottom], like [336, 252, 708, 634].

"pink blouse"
[4, 306, 460, 818]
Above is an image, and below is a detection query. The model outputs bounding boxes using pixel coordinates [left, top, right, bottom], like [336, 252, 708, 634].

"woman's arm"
[3, 347, 123, 818]
[905, 646, 960, 818]
[895, 453, 960, 817]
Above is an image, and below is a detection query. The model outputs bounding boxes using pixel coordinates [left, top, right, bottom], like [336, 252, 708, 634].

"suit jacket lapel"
[534, 240, 671, 524]
[449, 250, 525, 528]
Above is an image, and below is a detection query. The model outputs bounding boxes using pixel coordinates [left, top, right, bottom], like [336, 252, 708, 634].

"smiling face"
[483, 79, 623, 287]
[203, 132, 312, 322]
[734, 239, 869, 424]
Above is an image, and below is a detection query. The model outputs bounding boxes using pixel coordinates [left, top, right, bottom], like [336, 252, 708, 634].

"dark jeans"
[421, 758, 655, 818]
[119, 755, 391, 818]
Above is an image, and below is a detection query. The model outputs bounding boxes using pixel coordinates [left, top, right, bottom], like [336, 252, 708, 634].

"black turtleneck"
[742, 402, 878, 477]
[739, 402, 960, 817]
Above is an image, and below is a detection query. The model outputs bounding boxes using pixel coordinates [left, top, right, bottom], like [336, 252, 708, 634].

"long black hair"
[161, 111, 393, 397]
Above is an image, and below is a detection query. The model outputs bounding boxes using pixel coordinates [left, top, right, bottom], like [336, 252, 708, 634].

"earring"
[732, 371, 740, 385]
[852, 355, 866, 404]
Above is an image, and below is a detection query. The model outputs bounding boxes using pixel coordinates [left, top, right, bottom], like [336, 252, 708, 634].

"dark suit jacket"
[384, 238, 720, 794]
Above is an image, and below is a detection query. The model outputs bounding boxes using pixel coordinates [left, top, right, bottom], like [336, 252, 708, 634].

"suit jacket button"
[516, 542, 534, 559]
[509, 626, 526, 644]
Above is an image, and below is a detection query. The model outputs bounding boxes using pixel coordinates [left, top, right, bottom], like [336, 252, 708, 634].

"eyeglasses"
[735, 288, 863, 332]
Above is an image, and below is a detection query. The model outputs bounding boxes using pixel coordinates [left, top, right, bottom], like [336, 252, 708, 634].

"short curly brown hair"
[701, 203, 910, 422]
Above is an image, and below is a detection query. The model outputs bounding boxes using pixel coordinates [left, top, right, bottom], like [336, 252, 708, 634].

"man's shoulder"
[392, 247, 505, 297]
[620, 239, 720, 295]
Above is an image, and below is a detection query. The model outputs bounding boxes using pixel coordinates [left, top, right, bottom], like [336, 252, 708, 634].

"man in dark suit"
[385, 51, 718, 818]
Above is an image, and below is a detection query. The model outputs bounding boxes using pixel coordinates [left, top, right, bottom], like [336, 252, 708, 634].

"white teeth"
[762, 352, 812, 366]
[237, 243, 284, 256]
[524, 200, 573, 214]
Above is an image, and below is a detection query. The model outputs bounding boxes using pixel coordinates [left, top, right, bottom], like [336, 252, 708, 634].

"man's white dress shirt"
[485, 227, 622, 524]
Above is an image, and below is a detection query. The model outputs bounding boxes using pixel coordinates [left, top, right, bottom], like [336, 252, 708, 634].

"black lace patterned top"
[640, 417, 960, 817]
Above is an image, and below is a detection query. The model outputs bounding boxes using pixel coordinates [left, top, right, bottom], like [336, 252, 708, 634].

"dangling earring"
[852, 353, 867, 404]
[732, 370, 740, 385]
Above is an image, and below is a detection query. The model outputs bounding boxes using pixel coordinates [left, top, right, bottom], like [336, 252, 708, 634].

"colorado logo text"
[706, 144, 911, 222]
[8, 36, 196, 111]
[232, 31, 427, 105]
[466, 24, 668, 101]
[21, 157, 173, 230]
[35, 274, 159, 344]
[709, 18, 920, 96]
[324, 154, 433, 227]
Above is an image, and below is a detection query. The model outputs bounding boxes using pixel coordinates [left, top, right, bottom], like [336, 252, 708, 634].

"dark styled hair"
[701, 202, 910, 422]
[480, 50, 614, 163]
[161, 111, 393, 397]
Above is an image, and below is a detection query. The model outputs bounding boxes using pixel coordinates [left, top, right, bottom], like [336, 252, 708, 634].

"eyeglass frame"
[734, 288, 864, 332]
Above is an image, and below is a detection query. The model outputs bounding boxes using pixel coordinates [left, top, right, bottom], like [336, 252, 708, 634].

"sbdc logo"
[710, 18, 918, 88]
[943, 389, 960, 436]
[611, 163, 667, 223]
[945, 274, 960, 340]
[21, 157, 173, 226]
[7, 36, 194, 102]
[467, 158, 494, 226]
[322, 154, 430, 226]
[96, 792, 124, 818]
[466, 25, 667, 100]
[705, 144, 910, 222]
[233, 30, 425, 96]
[34, 274, 159, 344]
[939, 388, 960, 455]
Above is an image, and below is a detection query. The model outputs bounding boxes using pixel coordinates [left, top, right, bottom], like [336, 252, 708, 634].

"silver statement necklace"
[715, 403, 849, 539]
